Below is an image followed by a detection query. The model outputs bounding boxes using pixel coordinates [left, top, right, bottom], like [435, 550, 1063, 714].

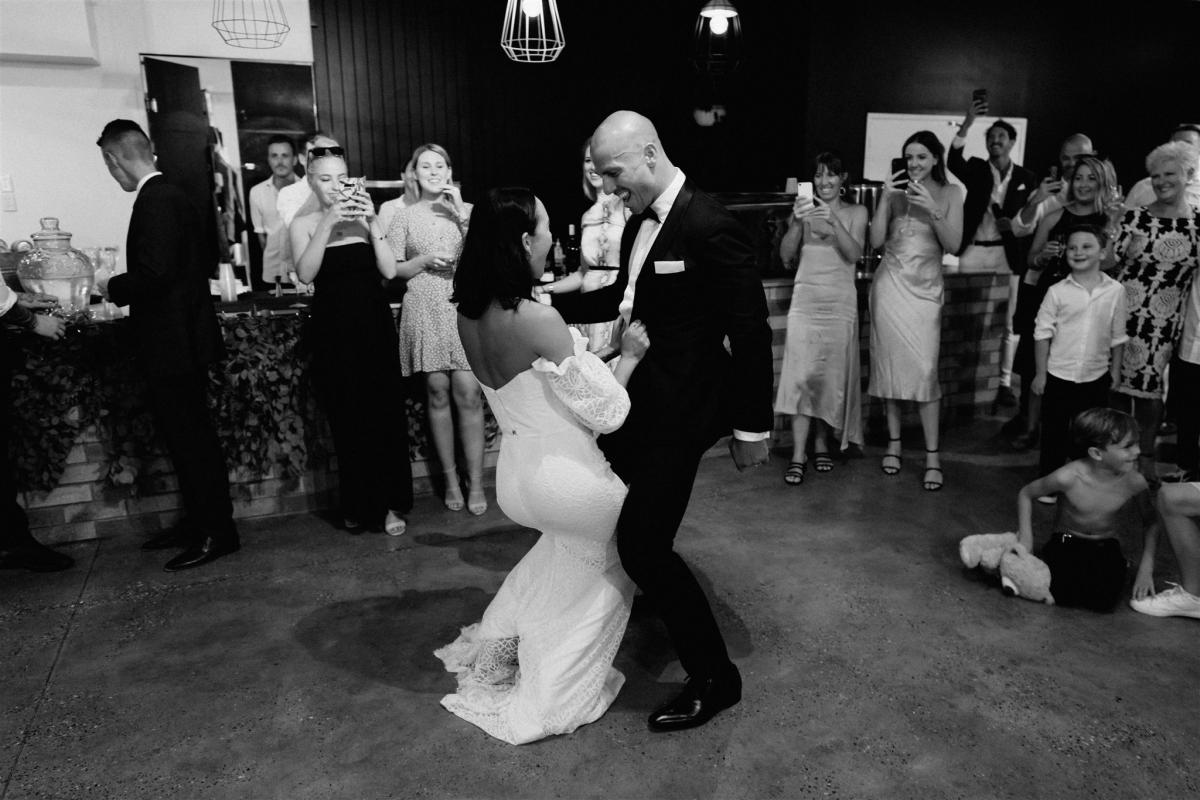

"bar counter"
[14, 269, 1007, 545]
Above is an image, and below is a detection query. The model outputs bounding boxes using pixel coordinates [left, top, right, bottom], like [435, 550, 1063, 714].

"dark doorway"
[141, 56, 221, 271]
[232, 61, 316, 290]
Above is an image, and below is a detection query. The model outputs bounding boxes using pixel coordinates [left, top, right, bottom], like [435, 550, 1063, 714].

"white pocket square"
[654, 260, 685, 275]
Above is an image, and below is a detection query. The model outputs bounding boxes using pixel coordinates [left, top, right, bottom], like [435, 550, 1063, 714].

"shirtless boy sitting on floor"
[1017, 407, 1156, 611]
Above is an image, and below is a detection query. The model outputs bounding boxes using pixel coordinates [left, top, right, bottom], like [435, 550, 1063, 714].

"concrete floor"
[2, 416, 1197, 800]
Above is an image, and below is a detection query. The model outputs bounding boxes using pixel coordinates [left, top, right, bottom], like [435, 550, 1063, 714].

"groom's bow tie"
[635, 206, 660, 225]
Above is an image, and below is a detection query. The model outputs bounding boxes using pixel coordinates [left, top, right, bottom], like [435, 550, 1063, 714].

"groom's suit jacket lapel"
[626, 181, 694, 320]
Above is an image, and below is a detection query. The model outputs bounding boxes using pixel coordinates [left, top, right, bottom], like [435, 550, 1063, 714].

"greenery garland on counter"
[9, 311, 500, 498]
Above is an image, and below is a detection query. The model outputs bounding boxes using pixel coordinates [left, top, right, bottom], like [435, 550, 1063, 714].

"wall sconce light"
[211, 0, 291, 49]
[501, 0, 566, 63]
[692, 0, 742, 74]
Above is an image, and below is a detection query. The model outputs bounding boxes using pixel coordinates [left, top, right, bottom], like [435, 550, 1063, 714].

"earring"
[839, 186, 847, 197]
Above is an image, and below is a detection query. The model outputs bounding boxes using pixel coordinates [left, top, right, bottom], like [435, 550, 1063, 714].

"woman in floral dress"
[387, 143, 486, 514]
[1112, 140, 1200, 482]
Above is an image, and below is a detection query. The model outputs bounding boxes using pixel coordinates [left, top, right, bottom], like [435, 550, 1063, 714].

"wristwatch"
[930, 208, 946, 221]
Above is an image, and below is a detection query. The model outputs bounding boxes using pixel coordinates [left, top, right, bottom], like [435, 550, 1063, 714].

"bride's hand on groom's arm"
[619, 320, 650, 361]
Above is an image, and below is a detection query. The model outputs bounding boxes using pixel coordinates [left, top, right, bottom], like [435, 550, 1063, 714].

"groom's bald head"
[589, 110, 676, 215]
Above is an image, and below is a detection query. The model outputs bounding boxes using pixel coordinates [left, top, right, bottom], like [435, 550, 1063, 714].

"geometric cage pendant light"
[501, 0, 565, 63]
[212, 0, 292, 49]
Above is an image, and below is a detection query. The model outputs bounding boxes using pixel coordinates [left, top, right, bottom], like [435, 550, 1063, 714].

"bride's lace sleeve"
[532, 329, 630, 434]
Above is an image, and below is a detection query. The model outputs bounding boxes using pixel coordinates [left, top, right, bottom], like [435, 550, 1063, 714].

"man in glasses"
[276, 132, 342, 228]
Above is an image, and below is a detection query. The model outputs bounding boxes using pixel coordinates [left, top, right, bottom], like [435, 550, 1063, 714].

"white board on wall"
[863, 113, 1028, 189]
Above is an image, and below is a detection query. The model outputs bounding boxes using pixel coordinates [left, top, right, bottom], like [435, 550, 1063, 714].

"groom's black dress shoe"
[163, 534, 239, 572]
[647, 665, 742, 732]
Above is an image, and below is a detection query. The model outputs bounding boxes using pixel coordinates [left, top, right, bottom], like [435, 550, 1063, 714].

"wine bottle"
[565, 223, 581, 272]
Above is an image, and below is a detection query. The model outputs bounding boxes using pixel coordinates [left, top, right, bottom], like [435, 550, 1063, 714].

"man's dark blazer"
[107, 175, 224, 376]
[948, 146, 1037, 273]
[552, 179, 774, 456]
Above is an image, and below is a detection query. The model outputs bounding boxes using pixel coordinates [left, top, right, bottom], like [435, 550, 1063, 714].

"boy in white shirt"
[1031, 223, 1127, 481]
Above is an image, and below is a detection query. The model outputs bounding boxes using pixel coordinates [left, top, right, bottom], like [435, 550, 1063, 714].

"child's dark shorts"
[1039, 532, 1127, 612]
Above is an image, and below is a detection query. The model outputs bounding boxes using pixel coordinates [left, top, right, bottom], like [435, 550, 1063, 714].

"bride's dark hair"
[452, 186, 538, 320]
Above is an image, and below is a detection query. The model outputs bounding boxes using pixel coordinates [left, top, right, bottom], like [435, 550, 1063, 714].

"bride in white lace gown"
[439, 186, 650, 744]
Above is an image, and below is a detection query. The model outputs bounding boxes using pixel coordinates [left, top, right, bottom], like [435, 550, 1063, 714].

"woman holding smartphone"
[775, 151, 867, 485]
[869, 131, 963, 491]
[386, 143, 486, 515]
[291, 147, 413, 535]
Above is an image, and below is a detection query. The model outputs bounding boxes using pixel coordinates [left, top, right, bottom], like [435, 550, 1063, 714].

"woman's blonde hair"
[1067, 154, 1117, 214]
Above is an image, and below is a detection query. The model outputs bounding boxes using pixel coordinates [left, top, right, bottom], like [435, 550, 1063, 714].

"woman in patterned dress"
[387, 143, 486, 514]
[1111, 140, 1200, 482]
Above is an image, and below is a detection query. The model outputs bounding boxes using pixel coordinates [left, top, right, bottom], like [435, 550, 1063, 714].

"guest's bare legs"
[790, 414, 812, 465]
[452, 369, 486, 514]
[882, 401, 903, 474]
[919, 399, 942, 490]
[1158, 484, 1200, 595]
[426, 370, 463, 510]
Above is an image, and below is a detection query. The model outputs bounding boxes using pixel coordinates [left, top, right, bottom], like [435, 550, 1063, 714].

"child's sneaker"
[1130, 584, 1200, 619]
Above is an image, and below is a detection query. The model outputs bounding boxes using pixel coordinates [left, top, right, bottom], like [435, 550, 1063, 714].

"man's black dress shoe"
[0, 540, 75, 572]
[163, 535, 239, 572]
[140, 525, 194, 551]
[647, 666, 742, 732]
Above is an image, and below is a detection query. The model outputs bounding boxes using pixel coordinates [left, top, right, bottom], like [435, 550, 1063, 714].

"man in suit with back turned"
[95, 119, 238, 572]
[548, 110, 775, 732]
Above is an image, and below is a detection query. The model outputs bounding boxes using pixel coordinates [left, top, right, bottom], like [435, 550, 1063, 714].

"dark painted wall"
[311, 0, 1198, 238]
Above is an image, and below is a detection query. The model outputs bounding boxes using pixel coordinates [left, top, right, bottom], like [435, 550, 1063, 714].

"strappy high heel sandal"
[384, 510, 407, 536]
[444, 469, 465, 512]
[881, 437, 902, 476]
[922, 448, 944, 491]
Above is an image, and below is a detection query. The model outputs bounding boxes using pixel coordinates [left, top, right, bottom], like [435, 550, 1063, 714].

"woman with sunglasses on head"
[291, 148, 412, 536]
[386, 143, 487, 516]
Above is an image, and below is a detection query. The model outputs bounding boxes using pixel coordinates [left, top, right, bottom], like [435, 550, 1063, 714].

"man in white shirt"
[1032, 223, 1127, 480]
[1124, 124, 1200, 211]
[248, 135, 299, 286]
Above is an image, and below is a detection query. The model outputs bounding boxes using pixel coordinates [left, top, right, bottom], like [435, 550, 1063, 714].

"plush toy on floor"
[959, 532, 1055, 605]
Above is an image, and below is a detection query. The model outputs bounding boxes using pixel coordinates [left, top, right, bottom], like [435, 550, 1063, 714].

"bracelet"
[930, 208, 945, 221]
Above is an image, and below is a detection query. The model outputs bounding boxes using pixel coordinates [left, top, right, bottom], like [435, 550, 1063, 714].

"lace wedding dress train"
[434, 330, 635, 744]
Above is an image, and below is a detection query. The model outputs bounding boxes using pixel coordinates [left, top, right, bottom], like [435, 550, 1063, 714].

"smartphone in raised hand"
[890, 156, 909, 189]
[795, 181, 815, 210]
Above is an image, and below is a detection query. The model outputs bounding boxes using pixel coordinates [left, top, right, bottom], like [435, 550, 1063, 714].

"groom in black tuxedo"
[551, 110, 774, 731]
[96, 120, 239, 572]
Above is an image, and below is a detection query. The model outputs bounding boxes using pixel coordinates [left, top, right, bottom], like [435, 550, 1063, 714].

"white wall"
[0, 0, 311, 260]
